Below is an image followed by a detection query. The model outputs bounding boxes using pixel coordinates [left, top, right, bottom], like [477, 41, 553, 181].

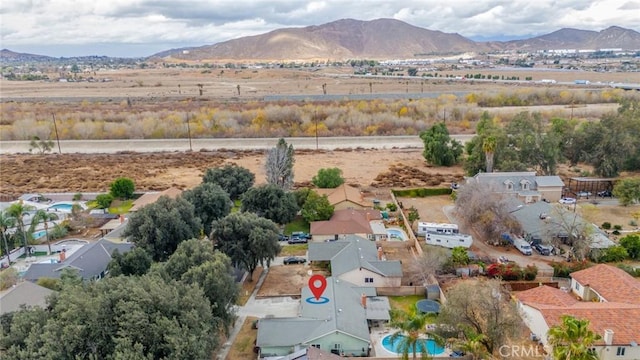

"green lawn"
[388, 295, 426, 313]
[108, 200, 134, 215]
[284, 217, 309, 235]
[279, 244, 308, 256]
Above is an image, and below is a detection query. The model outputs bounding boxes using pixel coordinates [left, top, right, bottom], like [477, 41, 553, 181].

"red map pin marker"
[309, 274, 327, 300]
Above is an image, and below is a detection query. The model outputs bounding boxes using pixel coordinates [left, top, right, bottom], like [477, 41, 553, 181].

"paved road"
[0, 135, 474, 154]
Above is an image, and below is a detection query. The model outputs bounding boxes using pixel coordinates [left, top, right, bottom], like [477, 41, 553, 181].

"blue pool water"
[32, 230, 48, 239]
[381, 334, 444, 355]
[386, 228, 408, 241]
[48, 203, 73, 212]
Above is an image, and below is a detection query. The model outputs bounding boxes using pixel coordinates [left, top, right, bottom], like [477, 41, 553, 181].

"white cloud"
[1, 0, 638, 57]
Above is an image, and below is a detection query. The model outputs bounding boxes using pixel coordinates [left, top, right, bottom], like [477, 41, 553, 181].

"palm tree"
[389, 307, 442, 360]
[548, 315, 602, 360]
[7, 202, 34, 253]
[0, 212, 16, 265]
[451, 327, 489, 360]
[30, 210, 59, 255]
[482, 136, 497, 173]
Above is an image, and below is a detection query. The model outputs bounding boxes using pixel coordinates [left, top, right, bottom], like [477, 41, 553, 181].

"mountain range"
[3, 18, 640, 62]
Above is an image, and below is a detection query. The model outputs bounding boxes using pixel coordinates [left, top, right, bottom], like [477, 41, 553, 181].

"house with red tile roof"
[309, 209, 384, 242]
[515, 264, 640, 360]
[314, 184, 370, 210]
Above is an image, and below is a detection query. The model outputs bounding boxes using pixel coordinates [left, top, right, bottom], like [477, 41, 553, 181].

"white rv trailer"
[418, 222, 473, 249]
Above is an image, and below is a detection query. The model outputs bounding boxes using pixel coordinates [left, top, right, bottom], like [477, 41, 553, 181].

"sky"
[1, 0, 639, 58]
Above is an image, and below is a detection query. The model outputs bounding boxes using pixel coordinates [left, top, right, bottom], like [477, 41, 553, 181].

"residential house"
[515, 264, 640, 360]
[308, 235, 402, 287]
[310, 209, 385, 242]
[129, 187, 182, 212]
[315, 184, 370, 211]
[22, 238, 133, 282]
[0, 281, 54, 315]
[509, 200, 614, 250]
[257, 276, 389, 357]
[261, 346, 343, 360]
[467, 171, 565, 203]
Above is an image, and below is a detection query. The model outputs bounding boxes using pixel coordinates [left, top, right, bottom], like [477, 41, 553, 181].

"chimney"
[361, 293, 367, 309]
[604, 329, 614, 346]
[59, 249, 66, 262]
[119, 214, 124, 223]
[377, 247, 383, 260]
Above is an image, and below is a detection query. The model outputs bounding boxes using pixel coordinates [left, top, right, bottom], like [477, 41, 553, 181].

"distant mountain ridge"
[3, 19, 640, 62]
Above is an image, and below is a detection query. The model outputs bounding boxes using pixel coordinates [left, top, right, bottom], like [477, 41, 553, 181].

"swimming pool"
[32, 229, 48, 239]
[381, 334, 444, 355]
[386, 228, 408, 241]
[47, 203, 74, 212]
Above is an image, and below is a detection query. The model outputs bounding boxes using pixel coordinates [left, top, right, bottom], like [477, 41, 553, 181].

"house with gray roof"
[257, 276, 388, 357]
[22, 238, 133, 282]
[0, 281, 54, 315]
[468, 171, 565, 203]
[308, 235, 402, 287]
[509, 200, 614, 250]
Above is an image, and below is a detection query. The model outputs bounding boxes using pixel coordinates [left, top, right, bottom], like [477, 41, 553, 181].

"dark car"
[287, 237, 308, 244]
[533, 243, 553, 256]
[278, 234, 289, 242]
[290, 231, 311, 239]
[598, 190, 612, 197]
[283, 256, 306, 265]
[450, 350, 466, 357]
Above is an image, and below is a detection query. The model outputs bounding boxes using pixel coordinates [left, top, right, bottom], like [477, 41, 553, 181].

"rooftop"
[571, 264, 640, 304]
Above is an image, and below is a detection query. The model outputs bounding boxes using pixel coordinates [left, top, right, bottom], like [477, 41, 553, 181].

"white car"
[559, 197, 577, 204]
[577, 191, 592, 198]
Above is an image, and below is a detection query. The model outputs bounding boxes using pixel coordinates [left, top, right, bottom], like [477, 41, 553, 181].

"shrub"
[392, 188, 452, 197]
[73, 192, 83, 201]
[523, 265, 538, 281]
[601, 222, 611, 230]
[613, 224, 623, 231]
[312, 168, 345, 188]
[551, 261, 591, 278]
[386, 203, 398, 212]
[110, 177, 135, 199]
[95, 193, 114, 209]
[486, 263, 523, 281]
[0, 267, 18, 290]
[617, 264, 640, 277]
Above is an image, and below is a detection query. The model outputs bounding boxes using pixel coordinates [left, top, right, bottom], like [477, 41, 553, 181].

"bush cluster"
[551, 261, 591, 278]
[486, 263, 538, 281]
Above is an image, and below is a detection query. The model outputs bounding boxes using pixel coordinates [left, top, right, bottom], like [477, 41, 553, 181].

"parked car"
[278, 234, 289, 242]
[290, 231, 311, 239]
[559, 197, 577, 204]
[533, 243, 553, 256]
[597, 190, 613, 197]
[287, 237, 308, 244]
[577, 191, 592, 198]
[283, 256, 306, 265]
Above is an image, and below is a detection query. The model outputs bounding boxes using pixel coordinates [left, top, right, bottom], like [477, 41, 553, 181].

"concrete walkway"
[217, 266, 301, 360]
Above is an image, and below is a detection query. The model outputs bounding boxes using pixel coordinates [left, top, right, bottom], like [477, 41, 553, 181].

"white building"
[418, 222, 473, 249]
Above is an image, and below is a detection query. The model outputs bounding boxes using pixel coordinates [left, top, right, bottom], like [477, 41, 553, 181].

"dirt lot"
[0, 147, 465, 199]
[256, 264, 311, 298]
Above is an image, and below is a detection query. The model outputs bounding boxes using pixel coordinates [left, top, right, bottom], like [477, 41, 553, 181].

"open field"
[1, 67, 636, 101]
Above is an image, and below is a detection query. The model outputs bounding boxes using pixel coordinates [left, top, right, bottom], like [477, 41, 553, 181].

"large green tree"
[182, 182, 232, 235]
[241, 184, 299, 225]
[301, 191, 334, 222]
[265, 138, 295, 190]
[123, 196, 201, 261]
[463, 112, 513, 176]
[505, 111, 562, 175]
[0, 275, 218, 359]
[619, 234, 640, 260]
[107, 247, 152, 277]
[211, 212, 280, 281]
[420, 122, 463, 166]
[312, 167, 345, 188]
[437, 279, 522, 356]
[613, 177, 640, 206]
[109, 177, 135, 199]
[202, 164, 255, 200]
[548, 315, 601, 360]
[160, 239, 239, 334]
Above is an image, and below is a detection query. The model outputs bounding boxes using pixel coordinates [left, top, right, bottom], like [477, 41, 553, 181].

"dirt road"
[0, 135, 473, 154]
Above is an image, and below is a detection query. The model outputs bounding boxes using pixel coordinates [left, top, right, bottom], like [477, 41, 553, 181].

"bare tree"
[438, 279, 523, 356]
[407, 247, 449, 285]
[544, 205, 594, 261]
[265, 138, 295, 190]
[455, 182, 521, 245]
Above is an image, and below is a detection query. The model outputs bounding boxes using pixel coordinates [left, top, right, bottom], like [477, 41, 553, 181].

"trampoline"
[416, 299, 440, 314]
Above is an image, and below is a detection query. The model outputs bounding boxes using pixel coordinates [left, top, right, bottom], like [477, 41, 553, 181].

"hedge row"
[393, 188, 452, 197]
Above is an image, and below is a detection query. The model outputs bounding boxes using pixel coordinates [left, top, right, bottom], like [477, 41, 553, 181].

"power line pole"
[52, 113, 61, 154]
[186, 113, 193, 152]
